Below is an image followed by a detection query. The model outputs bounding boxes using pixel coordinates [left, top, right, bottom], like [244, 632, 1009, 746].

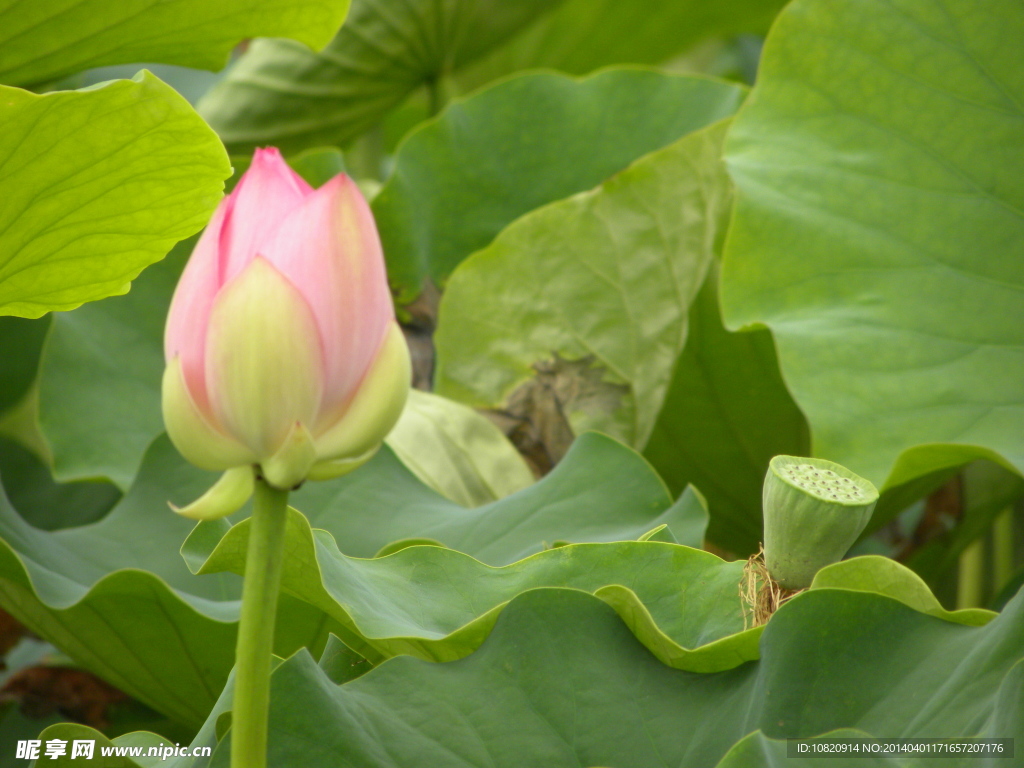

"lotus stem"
[231, 478, 289, 768]
[993, 508, 1014, 593]
[956, 536, 985, 609]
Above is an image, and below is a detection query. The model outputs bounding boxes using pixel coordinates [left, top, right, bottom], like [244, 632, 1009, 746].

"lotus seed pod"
[762, 455, 878, 589]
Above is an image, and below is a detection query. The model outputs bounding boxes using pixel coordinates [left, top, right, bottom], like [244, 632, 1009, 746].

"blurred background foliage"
[0, 0, 1021, 763]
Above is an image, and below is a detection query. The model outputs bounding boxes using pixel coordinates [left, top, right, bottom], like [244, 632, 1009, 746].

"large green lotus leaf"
[121, 587, 1021, 767]
[457, 0, 786, 92]
[190, 504, 1002, 679]
[198, 0, 558, 154]
[435, 120, 732, 450]
[715, 730, 909, 767]
[371, 69, 744, 299]
[812, 556, 995, 627]
[725, 721, 1024, 768]
[199, 0, 780, 157]
[0, 437, 706, 721]
[0, 0, 352, 88]
[644, 273, 809, 555]
[721, 0, 1024, 488]
[291, 432, 708, 562]
[0, 437, 119, 530]
[34, 661, 237, 767]
[38, 241, 189, 488]
[0, 437, 343, 728]
[0, 706, 61, 767]
[384, 389, 534, 508]
[0, 316, 48, 414]
[0, 72, 229, 319]
[189, 507, 763, 671]
[32, 566, 1020, 765]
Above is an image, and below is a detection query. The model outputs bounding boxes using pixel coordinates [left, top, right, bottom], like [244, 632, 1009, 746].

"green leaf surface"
[38, 241, 190, 488]
[192, 508, 1006, 678]
[0, 437, 119, 530]
[291, 432, 707, 562]
[37, 591, 1024, 767]
[0, 72, 229, 319]
[434, 119, 733, 449]
[721, 0, 1024, 488]
[197, 587, 1020, 767]
[385, 389, 534, 507]
[0, 704, 61, 768]
[34, 722, 165, 767]
[371, 69, 745, 298]
[644, 273, 809, 555]
[0, 316, 48, 413]
[812, 556, 996, 627]
[457, 0, 786, 91]
[25, 530, 1016, 761]
[0, 429, 707, 724]
[198, 0, 559, 154]
[317, 634, 373, 686]
[199, 0, 782, 158]
[994, 568, 1024, 613]
[191, 506, 761, 671]
[0, 0, 352, 87]
[714, 730, 910, 767]
[35, 657, 251, 767]
[0, 437, 341, 727]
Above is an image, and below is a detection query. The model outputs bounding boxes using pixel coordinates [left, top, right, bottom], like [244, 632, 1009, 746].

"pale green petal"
[314, 322, 410, 462]
[205, 257, 325, 460]
[162, 357, 255, 471]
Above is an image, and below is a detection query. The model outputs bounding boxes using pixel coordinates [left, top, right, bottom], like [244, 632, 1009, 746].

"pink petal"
[218, 147, 313, 284]
[164, 199, 231, 416]
[259, 174, 395, 429]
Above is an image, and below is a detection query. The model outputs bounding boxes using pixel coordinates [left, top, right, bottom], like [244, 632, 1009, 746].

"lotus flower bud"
[162, 148, 410, 514]
[762, 455, 878, 589]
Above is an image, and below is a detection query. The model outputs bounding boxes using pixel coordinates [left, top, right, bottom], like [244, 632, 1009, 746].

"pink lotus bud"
[162, 148, 410, 501]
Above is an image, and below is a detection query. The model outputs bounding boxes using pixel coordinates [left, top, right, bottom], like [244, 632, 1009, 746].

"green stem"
[993, 507, 1014, 593]
[231, 478, 289, 768]
[427, 76, 443, 117]
[426, 71, 455, 117]
[957, 536, 985, 610]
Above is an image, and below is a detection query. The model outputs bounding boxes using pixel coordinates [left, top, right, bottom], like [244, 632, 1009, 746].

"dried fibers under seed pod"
[740, 545, 804, 629]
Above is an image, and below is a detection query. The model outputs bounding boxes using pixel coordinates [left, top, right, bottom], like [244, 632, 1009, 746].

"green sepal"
[262, 422, 317, 490]
[170, 465, 255, 521]
[762, 455, 878, 589]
